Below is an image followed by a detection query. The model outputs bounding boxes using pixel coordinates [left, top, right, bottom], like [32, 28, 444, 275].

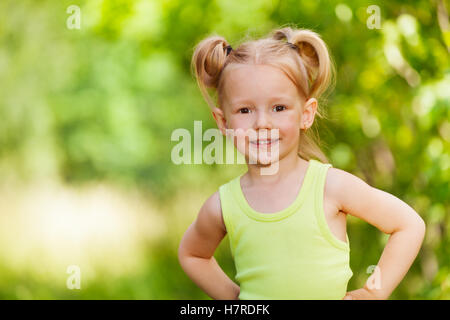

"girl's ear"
[212, 107, 228, 135]
[301, 98, 317, 129]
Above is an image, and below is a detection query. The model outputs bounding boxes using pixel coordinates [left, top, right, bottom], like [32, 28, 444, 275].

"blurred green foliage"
[0, 0, 448, 299]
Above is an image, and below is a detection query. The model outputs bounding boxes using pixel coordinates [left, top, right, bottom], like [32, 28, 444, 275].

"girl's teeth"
[251, 139, 278, 144]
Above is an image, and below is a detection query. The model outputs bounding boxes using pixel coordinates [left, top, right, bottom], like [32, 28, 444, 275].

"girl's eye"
[273, 105, 286, 112]
[238, 107, 250, 114]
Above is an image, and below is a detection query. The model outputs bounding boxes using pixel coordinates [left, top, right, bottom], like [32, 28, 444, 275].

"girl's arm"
[178, 191, 240, 300]
[329, 168, 426, 300]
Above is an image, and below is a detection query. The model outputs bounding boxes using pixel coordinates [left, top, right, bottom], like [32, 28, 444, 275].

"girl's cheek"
[228, 119, 252, 131]
[277, 120, 299, 132]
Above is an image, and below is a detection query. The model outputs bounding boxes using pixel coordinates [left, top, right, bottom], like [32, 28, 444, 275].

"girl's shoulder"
[324, 166, 372, 212]
[323, 167, 351, 212]
[205, 174, 244, 234]
[325, 163, 426, 236]
[198, 190, 226, 234]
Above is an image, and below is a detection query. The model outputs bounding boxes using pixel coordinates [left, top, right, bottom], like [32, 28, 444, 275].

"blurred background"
[0, 0, 448, 299]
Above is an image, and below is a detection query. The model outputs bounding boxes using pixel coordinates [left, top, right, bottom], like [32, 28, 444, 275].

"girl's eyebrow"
[230, 95, 293, 106]
[268, 95, 294, 103]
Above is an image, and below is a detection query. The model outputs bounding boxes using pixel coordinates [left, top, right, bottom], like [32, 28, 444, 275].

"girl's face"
[214, 64, 316, 165]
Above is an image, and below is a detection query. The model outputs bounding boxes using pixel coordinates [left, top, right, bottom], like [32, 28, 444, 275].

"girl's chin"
[245, 151, 280, 165]
[235, 141, 282, 165]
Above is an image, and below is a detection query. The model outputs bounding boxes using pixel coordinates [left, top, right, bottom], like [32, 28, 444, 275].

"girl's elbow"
[413, 211, 426, 231]
[178, 240, 190, 265]
[417, 216, 426, 239]
[408, 214, 426, 242]
[177, 246, 185, 267]
[396, 214, 426, 240]
[178, 247, 193, 272]
[408, 209, 426, 232]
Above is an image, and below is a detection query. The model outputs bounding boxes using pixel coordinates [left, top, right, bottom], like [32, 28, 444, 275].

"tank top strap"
[218, 178, 241, 258]
[300, 159, 332, 205]
[311, 159, 333, 189]
[310, 160, 350, 250]
[311, 159, 333, 222]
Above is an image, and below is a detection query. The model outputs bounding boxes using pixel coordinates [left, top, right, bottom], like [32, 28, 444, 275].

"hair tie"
[286, 42, 298, 50]
[224, 45, 233, 56]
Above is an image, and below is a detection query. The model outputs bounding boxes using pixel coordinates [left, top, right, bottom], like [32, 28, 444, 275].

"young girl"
[178, 27, 426, 300]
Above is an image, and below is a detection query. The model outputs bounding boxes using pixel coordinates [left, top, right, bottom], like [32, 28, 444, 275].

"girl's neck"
[245, 149, 308, 187]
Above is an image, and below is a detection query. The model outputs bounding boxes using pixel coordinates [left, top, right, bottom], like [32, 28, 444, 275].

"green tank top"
[218, 159, 353, 300]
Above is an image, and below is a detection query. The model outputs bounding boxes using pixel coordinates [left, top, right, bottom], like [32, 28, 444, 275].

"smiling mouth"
[249, 138, 280, 146]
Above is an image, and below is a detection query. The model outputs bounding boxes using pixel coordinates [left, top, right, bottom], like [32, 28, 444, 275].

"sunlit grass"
[0, 181, 166, 298]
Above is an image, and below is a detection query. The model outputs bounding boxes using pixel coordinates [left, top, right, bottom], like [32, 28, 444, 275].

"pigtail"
[191, 36, 231, 109]
[272, 27, 333, 164]
[272, 27, 334, 99]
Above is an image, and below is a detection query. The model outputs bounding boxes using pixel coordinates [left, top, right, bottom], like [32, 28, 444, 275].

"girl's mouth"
[249, 138, 280, 147]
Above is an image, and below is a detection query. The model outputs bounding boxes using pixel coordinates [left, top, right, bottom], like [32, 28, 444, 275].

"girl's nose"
[254, 110, 272, 130]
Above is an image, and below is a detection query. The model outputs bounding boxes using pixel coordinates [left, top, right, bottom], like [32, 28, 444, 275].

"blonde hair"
[191, 26, 335, 163]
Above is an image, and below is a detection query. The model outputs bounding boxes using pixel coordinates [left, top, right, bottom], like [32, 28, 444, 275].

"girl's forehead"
[225, 64, 287, 80]
[221, 64, 300, 103]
